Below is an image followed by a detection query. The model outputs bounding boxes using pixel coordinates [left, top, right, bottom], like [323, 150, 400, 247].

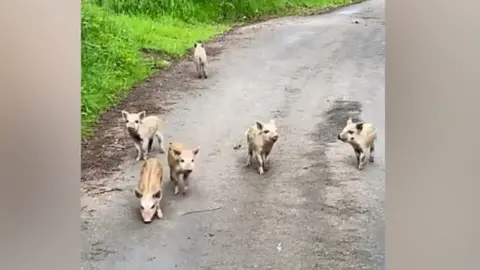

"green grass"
[81, 0, 356, 138]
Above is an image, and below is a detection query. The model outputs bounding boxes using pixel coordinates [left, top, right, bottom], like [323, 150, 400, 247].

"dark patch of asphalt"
[81, 0, 385, 269]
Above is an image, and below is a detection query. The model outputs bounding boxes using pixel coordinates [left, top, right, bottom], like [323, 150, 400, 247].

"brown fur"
[135, 158, 164, 223]
[245, 120, 279, 175]
[138, 158, 163, 193]
[167, 142, 200, 196]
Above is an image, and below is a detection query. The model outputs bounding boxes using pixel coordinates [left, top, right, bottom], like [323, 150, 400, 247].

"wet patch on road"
[298, 98, 383, 269]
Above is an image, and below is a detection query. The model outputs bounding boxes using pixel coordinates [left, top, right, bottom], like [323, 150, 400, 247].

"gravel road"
[81, 0, 385, 269]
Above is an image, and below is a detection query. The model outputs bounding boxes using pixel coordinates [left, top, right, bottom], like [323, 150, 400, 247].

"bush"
[81, 1, 227, 136]
[82, 3, 149, 129]
[92, 0, 343, 22]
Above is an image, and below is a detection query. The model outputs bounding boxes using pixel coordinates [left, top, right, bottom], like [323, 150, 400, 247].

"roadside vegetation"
[81, 0, 356, 137]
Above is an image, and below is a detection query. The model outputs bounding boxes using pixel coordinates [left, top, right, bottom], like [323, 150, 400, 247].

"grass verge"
[81, 0, 359, 138]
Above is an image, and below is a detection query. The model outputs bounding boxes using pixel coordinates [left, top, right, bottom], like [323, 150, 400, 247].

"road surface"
[81, 0, 385, 269]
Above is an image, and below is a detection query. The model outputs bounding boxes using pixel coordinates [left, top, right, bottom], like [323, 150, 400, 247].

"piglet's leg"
[357, 150, 367, 170]
[156, 201, 163, 219]
[255, 152, 264, 175]
[134, 142, 142, 161]
[246, 146, 253, 167]
[369, 143, 375, 163]
[141, 139, 150, 160]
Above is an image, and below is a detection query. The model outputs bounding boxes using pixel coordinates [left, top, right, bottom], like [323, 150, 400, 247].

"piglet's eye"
[348, 131, 354, 134]
[150, 205, 155, 209]
[140, 206, 144, 210]
[191, 159, 194, 162]
[180, 159, 185, 163]
[135, 120, 139, 123]
[263, 130, 269, 133]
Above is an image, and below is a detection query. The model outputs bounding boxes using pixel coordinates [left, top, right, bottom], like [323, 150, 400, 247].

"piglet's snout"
[141, 210, 155, 223]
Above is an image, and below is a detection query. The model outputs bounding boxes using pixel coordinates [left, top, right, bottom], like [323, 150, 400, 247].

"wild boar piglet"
[337, 117, 377, 170]
[135, 157, 164, 223]
[167, 142, 200, 195]
[121, 110, 166, 161]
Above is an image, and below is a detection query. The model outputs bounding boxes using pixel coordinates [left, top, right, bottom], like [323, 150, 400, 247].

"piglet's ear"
[255, 121, 264, 130]
[138, 111, 146, 120]
[356, 123, 364, 131]
[121, 110, 129, 121]
[153, 190, 162, 199]
[192, 147, 200, 156]
[134, 188, 142, 198]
